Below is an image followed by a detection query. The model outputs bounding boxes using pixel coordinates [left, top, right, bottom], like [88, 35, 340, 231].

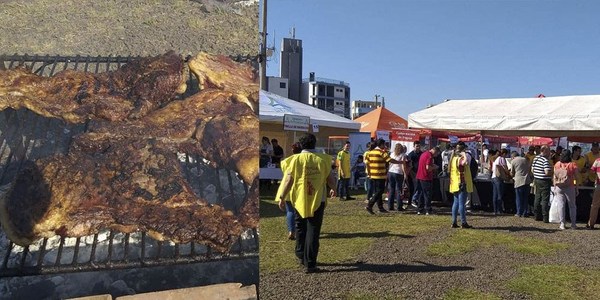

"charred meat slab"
[0, 136, 243, 252]
[0, 51, 186, 123]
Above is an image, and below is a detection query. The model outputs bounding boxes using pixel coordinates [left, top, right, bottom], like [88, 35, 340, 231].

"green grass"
[507, 265, 600, 300]
[260, 189, 449, 274]
[427, 229, 568, 257]
[444, 288, 501, 300]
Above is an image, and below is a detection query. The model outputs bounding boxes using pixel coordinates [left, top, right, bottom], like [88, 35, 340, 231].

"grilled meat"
[0, 51, 186, 123]
[0, 136, 243, 252]
[88, 89, 259, 186]
[188, 52, 258, 112]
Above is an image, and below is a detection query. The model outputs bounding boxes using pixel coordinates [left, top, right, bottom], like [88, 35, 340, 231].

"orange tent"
[354, 107, 408, 138]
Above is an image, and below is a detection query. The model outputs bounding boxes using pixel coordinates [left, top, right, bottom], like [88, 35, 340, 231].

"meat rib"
[0, 136, 243, 252]
[0, 51, 186, 123]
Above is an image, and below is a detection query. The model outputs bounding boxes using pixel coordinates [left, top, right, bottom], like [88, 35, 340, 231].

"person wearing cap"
[585, 143, 600, 186]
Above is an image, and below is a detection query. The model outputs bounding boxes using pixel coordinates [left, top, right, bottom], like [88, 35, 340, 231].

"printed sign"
[312, 123, 319, 133]
[284, 114, 310, 132]
[391, 129, 420, 142]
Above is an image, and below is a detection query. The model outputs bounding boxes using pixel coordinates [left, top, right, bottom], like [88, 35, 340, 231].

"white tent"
[407, 95, 600, 137]
[260, 90, 360, 130]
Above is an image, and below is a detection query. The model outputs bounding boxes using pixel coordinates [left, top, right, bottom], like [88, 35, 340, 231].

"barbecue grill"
[0, 54, 259, 281]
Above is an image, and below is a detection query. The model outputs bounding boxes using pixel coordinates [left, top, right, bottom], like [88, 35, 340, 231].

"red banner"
[518, 136, 554, 146]
[391, 129, 421, 142]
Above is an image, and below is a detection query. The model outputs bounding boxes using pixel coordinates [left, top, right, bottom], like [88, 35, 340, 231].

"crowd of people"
[270, 133, 600, 273]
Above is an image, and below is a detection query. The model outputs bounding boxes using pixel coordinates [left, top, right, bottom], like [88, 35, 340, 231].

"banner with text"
[283, 114, 310, 132]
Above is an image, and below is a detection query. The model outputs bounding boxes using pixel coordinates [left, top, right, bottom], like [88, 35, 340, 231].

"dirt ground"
[0, 0, 258, 57]
[260, 205, 600, 299]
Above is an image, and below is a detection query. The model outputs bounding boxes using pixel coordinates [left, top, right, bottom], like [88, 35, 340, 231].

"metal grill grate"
[0, 54, 258, 277]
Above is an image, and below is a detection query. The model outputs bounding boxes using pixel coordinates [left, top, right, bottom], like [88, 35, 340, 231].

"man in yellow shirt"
[365, 139, 402, 214]
[336, 141, 354, 200]
[585, 143, 600, 186]
[278, 133, 337, 273]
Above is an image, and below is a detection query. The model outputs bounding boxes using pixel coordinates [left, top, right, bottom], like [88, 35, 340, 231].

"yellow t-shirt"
[586, 152, 600, 184]
[281, 151, 332, 218]
[336, 150, 351, 179]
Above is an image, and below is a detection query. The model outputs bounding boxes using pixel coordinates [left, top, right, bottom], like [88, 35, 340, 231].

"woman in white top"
[388, 143, 408, 211]
[491, 148, 510, 214]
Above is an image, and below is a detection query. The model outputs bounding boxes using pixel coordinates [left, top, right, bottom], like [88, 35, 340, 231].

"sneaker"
[305, 267, 320, 274]
[365, 206, 375, 215]
[411, 203, 418, 208]
[397, 206, 405, 211]
[451, 223, 459, 228]
[571, 225, 577, 230]
[586, 224, 596, 230]
[417, 211, 422, 215]
[346, 196, 356, 200]
[425, 212, 430, 216]
[288, 232, 295, 240]
[379, 209, 389, 213]
[461, 223, 473, 229]
[514, 214, 520, 217]
[559, 223, 565, 230]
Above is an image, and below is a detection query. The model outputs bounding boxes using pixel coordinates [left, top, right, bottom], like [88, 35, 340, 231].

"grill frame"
[0, 53, 259, 278]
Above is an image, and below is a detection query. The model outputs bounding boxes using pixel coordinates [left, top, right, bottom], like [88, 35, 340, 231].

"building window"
[326, 86, 334, 97]
[318, 85, 325, 96]
[279, 82, 286, 89]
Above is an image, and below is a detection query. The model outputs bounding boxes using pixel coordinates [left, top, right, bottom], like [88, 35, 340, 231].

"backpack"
[553, 164, 569, 188]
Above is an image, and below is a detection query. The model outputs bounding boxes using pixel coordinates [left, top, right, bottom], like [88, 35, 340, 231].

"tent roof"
[407, 95, 600, 137]
[259, 90, 360, 130]
[354, 107, 408, 135]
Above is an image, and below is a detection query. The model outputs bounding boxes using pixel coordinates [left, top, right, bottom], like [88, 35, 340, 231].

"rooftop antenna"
[290, 26, 296, 39]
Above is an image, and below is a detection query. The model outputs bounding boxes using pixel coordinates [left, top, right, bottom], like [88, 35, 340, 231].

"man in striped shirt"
[532, 145, 553, 223]
[365, 139, 401, 214]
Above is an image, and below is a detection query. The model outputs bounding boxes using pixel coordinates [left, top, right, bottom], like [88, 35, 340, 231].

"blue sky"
[264, 0, 600, 119]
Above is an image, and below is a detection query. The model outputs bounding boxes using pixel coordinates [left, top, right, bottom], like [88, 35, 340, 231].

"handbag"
[548, 188, 561, 223]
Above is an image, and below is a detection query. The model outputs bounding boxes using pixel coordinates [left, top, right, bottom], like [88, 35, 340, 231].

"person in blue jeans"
[491, 148, 510, 215]
[510, 151, 532, 217]
[449, 142, 473, 228]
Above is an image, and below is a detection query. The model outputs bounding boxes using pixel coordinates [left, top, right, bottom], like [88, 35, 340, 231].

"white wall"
[267, 77, 289, 99]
